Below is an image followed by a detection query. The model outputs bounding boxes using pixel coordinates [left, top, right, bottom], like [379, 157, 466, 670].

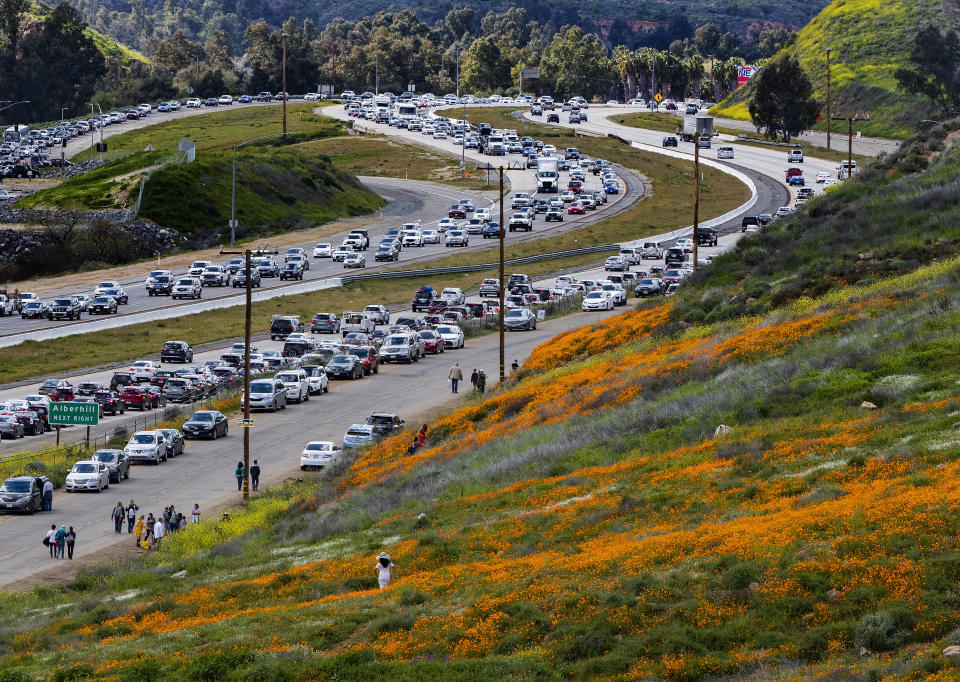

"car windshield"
[54, 299, 73, 305]
[191, 262, 206, 268]
[420, 331, 436, 339]
[506, 310, 524, 317]
[189, 412, 213, 422]
[305, 443, 332, 451]
[1, 479, 30, 492]
[639, 279, 657, 285]
[72, 463, 97, 473]
[347, 428, 371, 437]
[436, 326, 454, 334]
[586, 292, 604, 299]
[249, 382, 274, 393]
[177, 279, 193, 285]
[131, 434, 155, 444]
[93, 451, 118, 462]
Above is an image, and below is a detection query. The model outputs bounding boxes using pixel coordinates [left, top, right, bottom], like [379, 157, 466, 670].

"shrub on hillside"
[855, 607, 917, 651]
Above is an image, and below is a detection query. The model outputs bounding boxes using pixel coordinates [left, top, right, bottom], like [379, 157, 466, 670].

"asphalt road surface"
[0, 305, 619, 587]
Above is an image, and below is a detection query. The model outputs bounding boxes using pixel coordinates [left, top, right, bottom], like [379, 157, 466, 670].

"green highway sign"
[49, 401, 100, 426]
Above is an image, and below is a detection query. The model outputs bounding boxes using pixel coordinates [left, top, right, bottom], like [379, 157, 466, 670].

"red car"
[419, 329, 445, 354]
[567, 181, 582, 192]
[423, 313, 444, 325]
[120, 386, 153, 410]
[448, 204, 466, 219]
[347, 346, 379, 375]
[568, 202, 585, 215]
[785, 167, 803, 179]
[442, 310, 464, 323]
[48, 386, 75, 402]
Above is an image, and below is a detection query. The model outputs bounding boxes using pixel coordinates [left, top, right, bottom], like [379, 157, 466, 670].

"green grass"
[71, 104, 344, 159]
[17, 152, 163, 209]
[710, 0, 947, 139]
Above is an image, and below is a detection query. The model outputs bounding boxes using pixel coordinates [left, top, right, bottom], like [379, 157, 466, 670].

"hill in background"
[4, 121, 960, 678]
[712, 0, 952, 138]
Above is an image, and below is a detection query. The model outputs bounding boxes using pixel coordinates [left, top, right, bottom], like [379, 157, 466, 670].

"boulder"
[860, 401, 878, 410]
[715, 424, 732, 437]
[171, 570, 188, 578]
[944, 646, 960, 667]
[825, 588, 841, 603]
[748, 582, 760, 592]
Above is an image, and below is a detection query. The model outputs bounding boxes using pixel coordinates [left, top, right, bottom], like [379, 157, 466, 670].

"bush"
[553, 621, 617, 662]
[720, 561, 760, 590]
[369, 612, 415, 634]
[183, 650, 256, 681]
[855, 607, 917, 651]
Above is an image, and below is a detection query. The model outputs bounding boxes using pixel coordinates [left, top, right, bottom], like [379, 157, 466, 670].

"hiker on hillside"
[511, 359, 520, 373]
[416, 425, 428, 449]
[375, 552, 396, 590]
[250, 460, 261, 492]
[111, 501, 125, 534]
[126, 500, 138, 533]
[191, 504, 201, 524]
[448, 362, 463, 393]
[65, 526, 76, 560]
[234, 461, 245, 491]
[153, 516, 165, 548]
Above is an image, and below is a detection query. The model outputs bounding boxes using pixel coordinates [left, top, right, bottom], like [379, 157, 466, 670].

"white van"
[838, 159, 858, 179]
[717, 146, 734, 159]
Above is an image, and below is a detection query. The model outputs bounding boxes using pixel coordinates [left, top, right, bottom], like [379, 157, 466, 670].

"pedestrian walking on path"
[45, 525, 56, 558]
[133, 515, 145, 546]
[42, 478, 53, 512]
[65, 527, 76, 559]
[126, 500, 138, 533]
[448, 362, 463, 393]
[477, 370, 486, 394]
[234, 461, 244, 491]
[54, 525, 66, 559]
[470, 369, 478, 391]
[375, 552, 396, 589]
[511, 359, 520, 373]
[111, 501, 125, 534]
[250, 460, 261, 492]
[191, 504, 201, 524]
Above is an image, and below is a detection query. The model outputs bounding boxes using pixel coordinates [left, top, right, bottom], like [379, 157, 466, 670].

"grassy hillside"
[3, 125, 960, 678]
[711, 0, 950, 138]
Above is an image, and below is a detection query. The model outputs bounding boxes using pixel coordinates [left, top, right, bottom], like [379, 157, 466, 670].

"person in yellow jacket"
[133, 515, 145, 547]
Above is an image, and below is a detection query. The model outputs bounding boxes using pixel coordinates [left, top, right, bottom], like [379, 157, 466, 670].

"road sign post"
[49, 401, 99, 426]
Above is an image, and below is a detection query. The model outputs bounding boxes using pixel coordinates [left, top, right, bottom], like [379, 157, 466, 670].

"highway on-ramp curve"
[0, 306, 619, 587]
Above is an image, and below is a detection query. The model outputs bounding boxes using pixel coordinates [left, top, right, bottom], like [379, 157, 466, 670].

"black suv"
[48, 297, 81, 320]
[146, 276, 174, 296]
[94, 390, 126, 415]
[741, 215, 760, 232]
[696, 227, 718, 246]
[161, 341, 194, 363]
[412, 288, 434, 312]
[110, 371, 135, 391]
[270, 316, 302, 340]
[366, 413, 405, 437]
[233, 268, 262, 288]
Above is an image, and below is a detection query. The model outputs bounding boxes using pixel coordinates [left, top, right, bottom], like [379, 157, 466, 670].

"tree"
[748, 56, 820, 141]
[751, 26, 794, 59]
[461, 36, 509, 93]
[540, 26, 614, 100]
[894, 25, 960, 113]
[0, 0, 27, 56]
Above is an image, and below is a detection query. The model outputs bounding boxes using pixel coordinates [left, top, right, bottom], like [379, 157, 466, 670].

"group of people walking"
[44, 524, 76, 559]
[131, 503, 200, 549]
[447, 360, 521, 394]
[234, 460, 261, 492]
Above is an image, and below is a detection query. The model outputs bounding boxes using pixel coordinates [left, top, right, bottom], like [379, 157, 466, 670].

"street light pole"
[498, 166, 505, 383]
[692, 139, 700, 271]
[825, 48, 832, 150]
[281, 32, 289, 143]
[219, 247, 254, 501]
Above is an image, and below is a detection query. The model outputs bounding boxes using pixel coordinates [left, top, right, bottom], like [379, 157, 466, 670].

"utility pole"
[498, 166, 505, 383]
[692, 138, 700, 271]
[455, 47, 460, 99]
[459, 47, 466, 178]
[281, 32, 289, 143]
[831, 114, 867, 179]
[825, 48, 832, 150]
[219, 247, 254, 501]
[375, 54, 379, 96]
[89, 103, 94, 162]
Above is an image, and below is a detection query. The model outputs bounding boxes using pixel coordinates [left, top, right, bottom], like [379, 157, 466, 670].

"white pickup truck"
[341, 311, 375, 335]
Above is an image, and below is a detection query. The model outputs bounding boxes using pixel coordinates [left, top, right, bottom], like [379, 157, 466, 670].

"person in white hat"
[375, 552, 396, 589]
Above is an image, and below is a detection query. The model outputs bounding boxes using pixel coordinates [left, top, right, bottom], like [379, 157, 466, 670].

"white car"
[600, 283, 627, 305]
[94, 281, 120, 295]
[303, 365, 329, 394]
[313, 243, 333, 258]
[437, 218, 458, 232]
[218, 95, 233, 105]
[186, 98, 202, 108]
[344, 253, 366, 268]
[401, 230, 424, 247]
[816, 171, 831, 183]
[435, 324, 465, 349]
[65, 460, 110, 492]
[440, 287, 465, 305]
[716, 146, 734, 159]
[124, 431, 166, 464]
[433, 130, 447, 139]
[332, 246, 353, 262]
[172, 277, 201, 299]
[144, 269, 172, 283]
[188, 260, 212, 277]
[129, 360, 161, 381]
[582, 291, 614, 311]
[300, 441, 342, 470]
[274, 369, 310, 404]
[475, 208, 491, 221]
[776, 206, 794, 217]
[303, 93, 320, 101]
[445, 230, 468, 247]
[421, 229, 441, 244]
[675, 238, 694, 253]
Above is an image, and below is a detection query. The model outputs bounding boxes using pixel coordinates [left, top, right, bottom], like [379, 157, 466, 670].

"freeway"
[0, 304, 621, 587]
[1, 150, 635, 347]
